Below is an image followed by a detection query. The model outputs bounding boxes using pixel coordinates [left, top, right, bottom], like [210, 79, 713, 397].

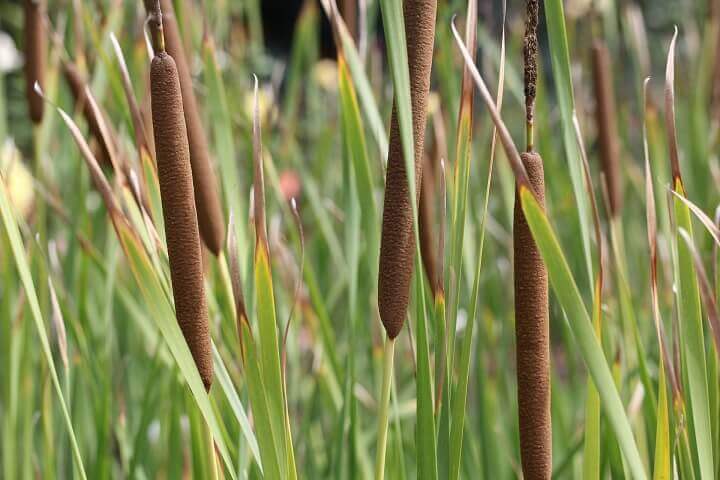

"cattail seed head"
[151, 49, 213, 391]
[147, 0, 225, 256]
[591, 40, 622, 217]
[24, 0, 46, 124]
[378, 0, 437, 339]
[514, 151, 551, 480]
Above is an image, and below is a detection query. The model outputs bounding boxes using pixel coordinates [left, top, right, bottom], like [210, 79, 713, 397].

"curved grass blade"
[251, 77, 296, 479]
[644, 108, 672, 479]
[666, 28, 715, 479]
[670, 191, 720, 247]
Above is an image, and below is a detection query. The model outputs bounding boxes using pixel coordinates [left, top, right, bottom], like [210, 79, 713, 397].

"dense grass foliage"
[1, 0, 720, 478]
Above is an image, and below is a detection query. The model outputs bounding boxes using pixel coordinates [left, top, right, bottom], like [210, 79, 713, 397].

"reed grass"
[148, 4, 213, 391]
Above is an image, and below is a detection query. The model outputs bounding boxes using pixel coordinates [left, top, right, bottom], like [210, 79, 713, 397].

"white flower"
[0, 32, 22, 73]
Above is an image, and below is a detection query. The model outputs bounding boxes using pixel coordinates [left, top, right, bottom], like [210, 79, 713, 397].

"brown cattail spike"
[592, 40, 622, 217]
[378, 0, 437, 339]
[514, 152, 551, 480]
[146, 0, 225, 256]
[151, 48, 213, 391]
[523, 0, 539, 149]
[24, 0, 46, 124]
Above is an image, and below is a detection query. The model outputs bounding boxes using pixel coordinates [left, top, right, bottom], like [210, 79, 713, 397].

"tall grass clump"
[514, 1, 551, 478]
[144, 0, 225, 256]
[147, 3, 213, 391]
[24, 0, 45, 124]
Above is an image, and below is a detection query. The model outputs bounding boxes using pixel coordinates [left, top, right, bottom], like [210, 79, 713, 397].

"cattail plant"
[515, 1, 551, 478]
[591, 40, 622, 217]
[378, 0, 437, 341]
[24, 0, 46, 124]
[147, 2, 213, 391]
[376, 0, 436, 478]
[144, 0, 225, 256]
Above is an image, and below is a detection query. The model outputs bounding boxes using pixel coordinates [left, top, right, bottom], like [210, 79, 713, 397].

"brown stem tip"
[514, 151, 551, 479]
[378, 0, 437, 339]
[151, 51, 213, 391]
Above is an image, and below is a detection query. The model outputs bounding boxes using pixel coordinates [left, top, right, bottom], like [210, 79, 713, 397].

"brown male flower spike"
[515, 1, 551, 478]
[147, 2, 213, 390]
[378, 0, 437, 339]
[24, 0, 46, 124]
[144, 0, 225, 256]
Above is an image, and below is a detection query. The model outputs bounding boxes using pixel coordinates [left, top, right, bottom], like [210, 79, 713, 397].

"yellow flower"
[1, 140, 34, 219]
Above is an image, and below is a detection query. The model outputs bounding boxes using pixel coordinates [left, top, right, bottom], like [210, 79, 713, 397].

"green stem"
[375, 337, 395, 480]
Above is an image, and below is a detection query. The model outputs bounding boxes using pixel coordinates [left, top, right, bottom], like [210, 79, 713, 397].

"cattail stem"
[374, 337, 395, 480]
[24, 0, 46, 124]
[150, 21, 213, 390]
[514, 152, 551, 479]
